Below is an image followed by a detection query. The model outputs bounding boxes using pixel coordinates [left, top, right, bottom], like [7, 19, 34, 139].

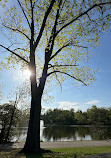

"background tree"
[87, 105, 110, 125]
[0, 0, 111, 153]
[0, 81, 30, 143]
[0, 103, 21, 142]
[75, 110, 87, 125]
[108, 108, 111, 124]
[18, 108, 30, 127]
[43, 108, 76, 125]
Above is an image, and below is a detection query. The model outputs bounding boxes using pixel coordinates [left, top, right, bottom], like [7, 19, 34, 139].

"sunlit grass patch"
[51, 146, 111, 157]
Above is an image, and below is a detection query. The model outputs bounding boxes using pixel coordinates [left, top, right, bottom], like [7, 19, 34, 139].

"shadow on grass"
[23, 149, 60, 158]
[0, 142, 15, 152]
[23, 149, 78, 158]
[0, 148, 77, 158]
[0, 149, 43, 158]
[22, 153, 43, 158]
[24, 153, 77, 158]
[22, 149, 51, 158]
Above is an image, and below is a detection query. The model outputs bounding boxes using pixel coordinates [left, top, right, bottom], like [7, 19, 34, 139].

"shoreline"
[0, 140, 111, 150]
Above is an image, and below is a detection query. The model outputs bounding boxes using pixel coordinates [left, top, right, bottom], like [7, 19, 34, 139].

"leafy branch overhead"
[0, 0, 111, 86]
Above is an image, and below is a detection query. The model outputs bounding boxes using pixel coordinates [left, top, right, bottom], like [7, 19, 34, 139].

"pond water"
[11, 125, 111, 142]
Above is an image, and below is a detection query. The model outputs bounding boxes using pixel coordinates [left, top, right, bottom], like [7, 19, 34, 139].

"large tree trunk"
[22, 64, 47, 153]
[22, 88, 42, 153]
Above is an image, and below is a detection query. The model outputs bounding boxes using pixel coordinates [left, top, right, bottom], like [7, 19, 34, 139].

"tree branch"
[49, 63, 62, 91]
[50, 42, 87, 61]
[0, 44, 29, 64]
[50, 43, 69, 60]
[86, 13, 92, 21]
[70, 43, 88, 49]
[17, 0, 31, 29]
[46, 0, 62, 58]
[47, 70, 87, 86]
[3, 24, 30, 40]
[48, 64, 78, 69]
[34, 0, 55, 51]
[13, 48, 28, 51]
[56, 2, 111, 35]
[55, 72, 62, 91]
[44, 6, 60, 63]
[33, 0, 38, 8]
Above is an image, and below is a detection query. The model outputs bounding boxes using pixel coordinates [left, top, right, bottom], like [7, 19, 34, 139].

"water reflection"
[43, 126, 91, 141]
[10, 125, 111, 142]
[90, 125, 111, 140]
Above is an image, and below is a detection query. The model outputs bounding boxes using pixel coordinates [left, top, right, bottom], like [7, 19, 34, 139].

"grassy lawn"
[0, 146, 111, 158]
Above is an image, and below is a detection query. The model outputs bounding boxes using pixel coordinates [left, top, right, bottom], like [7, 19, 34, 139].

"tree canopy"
[0, 0, 111, 86]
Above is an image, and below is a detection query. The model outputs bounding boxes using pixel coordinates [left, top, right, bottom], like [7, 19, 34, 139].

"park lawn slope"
[0, 146, 111, 158]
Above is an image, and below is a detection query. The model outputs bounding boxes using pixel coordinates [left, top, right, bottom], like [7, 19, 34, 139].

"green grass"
[51, 146, 111, 157]
[0, 146, 111, 158]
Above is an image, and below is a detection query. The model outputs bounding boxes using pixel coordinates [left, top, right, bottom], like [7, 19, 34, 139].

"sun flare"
[23, 69, 31, 79]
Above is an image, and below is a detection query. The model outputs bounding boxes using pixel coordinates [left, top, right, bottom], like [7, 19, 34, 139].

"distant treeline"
[42, 105, 111, 125]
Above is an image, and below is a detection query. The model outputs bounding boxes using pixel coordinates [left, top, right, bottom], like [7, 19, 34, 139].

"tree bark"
[22, 87, 42, 153]
[5, 105, 16, 142]
[0, 124, 6, 143]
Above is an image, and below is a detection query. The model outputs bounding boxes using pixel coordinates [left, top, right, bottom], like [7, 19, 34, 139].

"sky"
[0, 30, 111, 112]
